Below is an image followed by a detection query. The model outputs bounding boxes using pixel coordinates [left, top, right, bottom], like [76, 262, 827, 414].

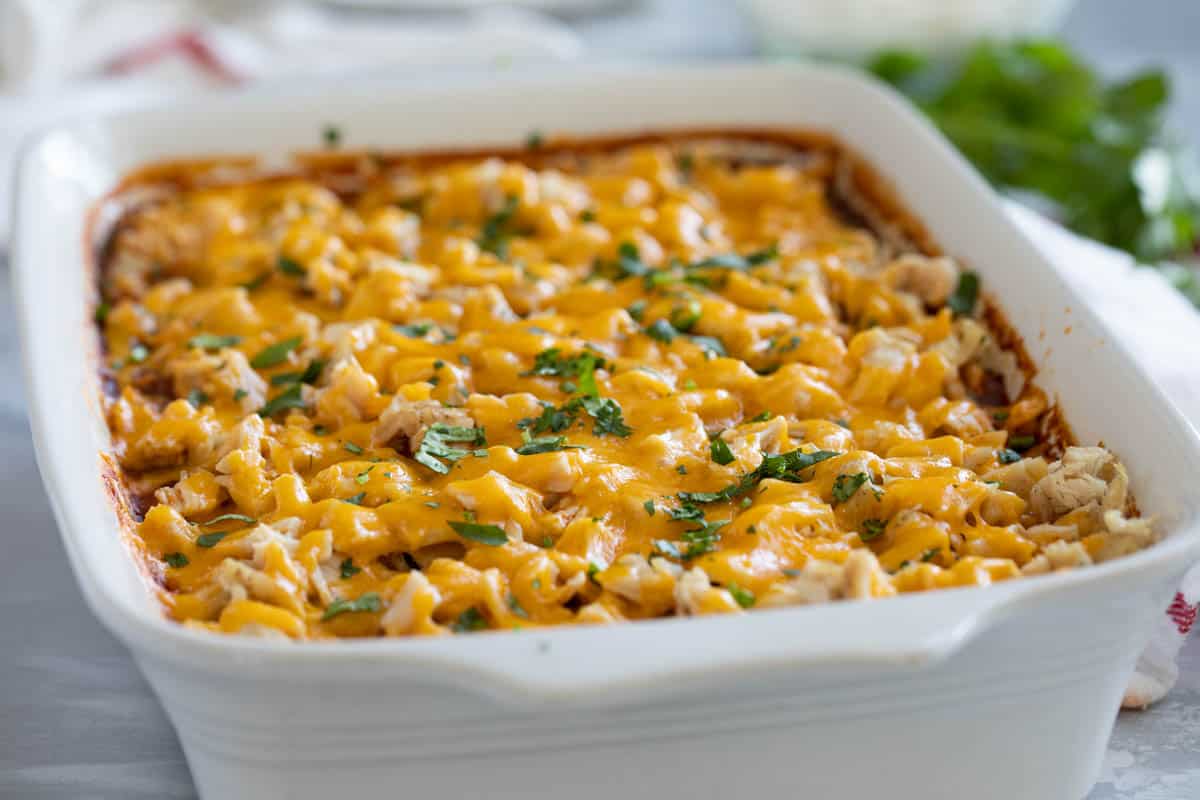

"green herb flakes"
[861, 519, 888, 542]
[322, 592, 384, 622]
[452, 606, 488, 633]
[710, 437, 735, 466]
[188, 333, 241, 351]
[727, 582, 756, 608]
[450, 520, 509, 546]
[250, 337, 302, 369]
[832, 472, 871, 504]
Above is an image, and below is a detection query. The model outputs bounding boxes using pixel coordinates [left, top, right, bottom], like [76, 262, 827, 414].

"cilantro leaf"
[321, 592, 382, 621]
[450, 520, 509, 546]
[478, 195, 520, 259]
[257, 384, 306, 417]
[710, 437, 735, 465]
[413, 424, 487, 474]
[947, 272, 980, 316]
[861, 519, 888, 542]
[727, 582, 756, 608]
[832, 472, 871, 504]
[452, 606, 488, 632]
[188, 333, 241, 351]
[250, 336, 302, 369]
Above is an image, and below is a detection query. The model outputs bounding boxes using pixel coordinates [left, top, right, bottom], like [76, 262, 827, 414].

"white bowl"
[739, 0, 1081, 56]
[12, 63, 1200, 800]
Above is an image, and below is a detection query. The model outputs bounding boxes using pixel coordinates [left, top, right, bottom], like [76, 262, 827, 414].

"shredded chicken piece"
[1030, 446, 1127, 522]
[760, 550, 891, 607]
[372, 397, 475, 451]
[881, 254, 958, 306]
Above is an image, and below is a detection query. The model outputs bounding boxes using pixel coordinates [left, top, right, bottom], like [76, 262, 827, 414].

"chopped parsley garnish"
[525, 130, 544, 150]
[515, 430, 583, 455]
[710, 437, 735, 465]
[322, 124, 342, 148]
[669, 301, 702, 332]
[452, 606, 488, 633]
[313, 425, 329, 435]
[644, 499, 656, 516]
[257, 384, 306, 417]
[627, 299, 647, 322]
[947, 271, 980, 315]
[241, 272, 270, 291]
[195, 531, 230, 548]
[250, 336, 302, 369]
[644, 319, 677, 343]
[831, 472, 871, 504]
[233, 388, 248, 401]
[478, 195, 521, 259]
[580, 209, 597, 223]
[394, 323, 433, 338]
[128, 344, 150, 364]
[860, 519, 888, 542]
[586, 561, 604, 583]
[1008, 434, 1036, 451]
[748, 411, 772, 423]
[339, 558, 361, 579]
[355, 466, 374, 485]
[688, 335, 726, 357]
[597, 241, 652, 280]
[690, 244, 779, 271]
[507, 593, 530, 618]
[992, 409, 1011, 423]
[522, 348, 609, 396]
[449, 520, 509, 546]
[186, 388, 209, 407]
[997, 448, 1022, 464]
[519, 396, 631, 438]
[277, 256, 306, 277]
[414, 424, 487, 474]
[727, 582, 756, 608]
[921, 547, 941, 563]
[94, 301, 111, 324]
[187, 333, 241, 351]
[271, 360, 325, 386]
[322, 593, 384, 622]
[679, 448, 840, 506]
[163, 552, 189, 568]
[202, 513, 257, 526]
[343, 441, 364, 455]
[676, 464, 688, 475]
[344, 492, 366, 505]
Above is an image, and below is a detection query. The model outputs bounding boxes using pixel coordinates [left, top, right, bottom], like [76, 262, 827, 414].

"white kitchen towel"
[1005, 201, 1200, 709]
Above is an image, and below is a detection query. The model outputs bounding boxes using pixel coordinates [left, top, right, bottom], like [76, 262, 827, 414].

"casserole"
[13, 63, 1200, 799]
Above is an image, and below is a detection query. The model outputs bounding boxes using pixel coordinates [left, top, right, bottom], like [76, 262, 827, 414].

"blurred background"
[1, 2, 1199, 799]
[1, 0, 1198, 299]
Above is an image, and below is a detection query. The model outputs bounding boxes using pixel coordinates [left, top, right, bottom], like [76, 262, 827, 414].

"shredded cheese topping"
[98, 137, 1157, 640]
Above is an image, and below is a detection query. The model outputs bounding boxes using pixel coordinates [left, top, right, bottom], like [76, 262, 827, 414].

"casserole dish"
[13, 63, 1200, 800]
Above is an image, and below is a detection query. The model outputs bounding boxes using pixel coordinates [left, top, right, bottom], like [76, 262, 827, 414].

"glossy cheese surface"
[98, 137, 1156, 639]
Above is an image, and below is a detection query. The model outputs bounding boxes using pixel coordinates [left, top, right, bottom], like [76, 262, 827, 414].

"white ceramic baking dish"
[13, 63, 1200, 800]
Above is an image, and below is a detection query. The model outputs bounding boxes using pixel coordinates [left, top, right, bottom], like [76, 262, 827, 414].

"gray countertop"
[1, 0, 1198, 797]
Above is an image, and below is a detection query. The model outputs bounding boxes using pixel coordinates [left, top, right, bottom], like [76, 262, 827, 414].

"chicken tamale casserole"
[96, 134, 1157, 640]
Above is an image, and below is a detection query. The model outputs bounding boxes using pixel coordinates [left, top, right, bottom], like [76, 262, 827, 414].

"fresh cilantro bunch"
[869, 39, 1200, 305]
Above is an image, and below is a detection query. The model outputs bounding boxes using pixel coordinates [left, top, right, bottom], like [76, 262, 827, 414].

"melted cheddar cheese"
[97, 136, 1157, 640]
